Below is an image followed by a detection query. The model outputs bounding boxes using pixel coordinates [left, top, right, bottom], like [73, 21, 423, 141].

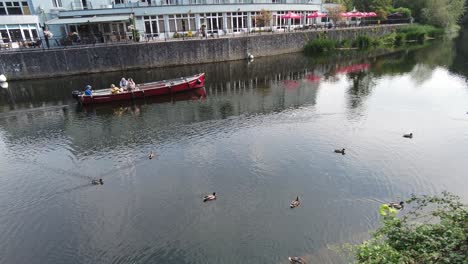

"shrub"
[397, 25, 444, 43]
[304, 38, 337, 54]
[339, 39, 351, 48]
[355, 192, 468, 264]
[387, 7, 412, 18]
[356, 35, 372, 50]
[394, 33, 404, 46]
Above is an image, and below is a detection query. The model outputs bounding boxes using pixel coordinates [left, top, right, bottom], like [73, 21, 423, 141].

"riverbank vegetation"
[304, 24, 443, 55]
[329, 0, 466, 31]
[353, 192, 467, 264]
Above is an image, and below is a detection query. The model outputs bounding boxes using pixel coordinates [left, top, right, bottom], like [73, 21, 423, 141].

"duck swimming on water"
[403, 133, 413, 138]
[290, 196, 300, 208]
[203, 192, 216, 202]
[149, 151, 155, 159]
[388, 201, 404, 210]
[92, 179, 104, 185]
[334, 148, 345, 155]
[289, 256, 306, 263]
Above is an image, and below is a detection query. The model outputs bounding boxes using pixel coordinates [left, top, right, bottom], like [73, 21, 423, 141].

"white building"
[0, 0, 41, 48]
[2, 0, 328, 48]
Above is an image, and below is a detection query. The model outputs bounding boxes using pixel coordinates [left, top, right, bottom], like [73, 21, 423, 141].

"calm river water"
[1, 32, 467, 264]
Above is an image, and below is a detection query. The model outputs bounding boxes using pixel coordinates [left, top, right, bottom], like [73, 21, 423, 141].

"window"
[0, 29, 9, 42]
[7, 2, 23, 15]
[31, 28, 37, 38]
[9, 29, 22, 41]
[0, 3, 6, 15]
[203, 13, 223, 32]
[52, 0, 62, 7]
[228, 12, 247, 32]
[143, 15, 165, 36]
[22, 28, 31, 40]
[21, 1, 30, 15]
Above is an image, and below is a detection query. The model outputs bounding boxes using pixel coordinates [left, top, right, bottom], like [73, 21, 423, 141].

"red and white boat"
[72, 73, 205, 104]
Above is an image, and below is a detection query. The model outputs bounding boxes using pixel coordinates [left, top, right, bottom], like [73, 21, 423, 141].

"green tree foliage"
[256, 9, 272, 28]
[355, 192, 468, 264]
[325, 0, 353, 11]
[326, 5, 346, 25]
[422, 0, 466, 28]
[396, 0, 466, 29]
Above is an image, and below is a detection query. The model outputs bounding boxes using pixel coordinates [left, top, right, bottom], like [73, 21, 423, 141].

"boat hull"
[76, 73, 205, 105]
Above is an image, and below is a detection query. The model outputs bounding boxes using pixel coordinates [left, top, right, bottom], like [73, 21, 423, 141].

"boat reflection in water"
[76, 87, 207, 116]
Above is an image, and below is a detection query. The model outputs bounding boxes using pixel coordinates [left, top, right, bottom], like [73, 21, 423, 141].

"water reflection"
[0, 37, 467, 264]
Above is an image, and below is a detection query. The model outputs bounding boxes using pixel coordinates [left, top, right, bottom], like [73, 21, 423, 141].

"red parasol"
[281, 80, 301, 90]
[335, 64, 370, 74]
[307, 12, 327, 18]
[305, 74, 321, 82]
[280, 12, 302, 19]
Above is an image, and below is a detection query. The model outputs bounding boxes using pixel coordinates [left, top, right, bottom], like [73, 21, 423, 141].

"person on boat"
[84, 85, 92, 96]
[119, 77, 128, 88]
[127, 78, 136, 91]
[110, 84, 119, 94]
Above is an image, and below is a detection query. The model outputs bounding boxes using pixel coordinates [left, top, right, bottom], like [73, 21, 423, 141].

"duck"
[290, 196, 300, 208]
[388, 201, 404, 210]
[149, 151, 155, 159]
[334, 148, 345, 155]
[92, 179, 104, 185]
[289, 256, 306, 263]
[203, 192, 216, 202]
[403, 133, 413, 138]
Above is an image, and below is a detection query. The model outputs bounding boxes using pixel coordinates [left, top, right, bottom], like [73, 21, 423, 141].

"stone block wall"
[0, 25, 403, 80]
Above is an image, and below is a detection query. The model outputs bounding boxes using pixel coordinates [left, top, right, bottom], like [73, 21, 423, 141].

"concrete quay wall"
[0, 25, 404, 80]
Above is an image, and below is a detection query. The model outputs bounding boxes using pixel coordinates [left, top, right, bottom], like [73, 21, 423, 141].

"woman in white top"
[127, 78, 136, 91]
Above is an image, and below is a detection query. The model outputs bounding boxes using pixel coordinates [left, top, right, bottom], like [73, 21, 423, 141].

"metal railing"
[0, 20, 410, 53]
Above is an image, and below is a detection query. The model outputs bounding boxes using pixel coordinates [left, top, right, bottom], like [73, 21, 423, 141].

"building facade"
[0, 0, 41, 47]
[2, 0, 328, 48]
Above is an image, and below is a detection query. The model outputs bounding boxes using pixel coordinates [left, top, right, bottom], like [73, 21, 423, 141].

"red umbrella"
[305, 74, 321, 82]
[368, 12, 377, 17]
[280, 12, 302, 19]
[307, 12, 327, 18]
[341, 12, 351, 18]
[281, 80, 301, 90]
[354, 12, 365, 17]
[336, 64, 370, 74]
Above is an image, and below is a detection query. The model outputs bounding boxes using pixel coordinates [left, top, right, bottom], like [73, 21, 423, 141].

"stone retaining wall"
[0, 25, 404, 80]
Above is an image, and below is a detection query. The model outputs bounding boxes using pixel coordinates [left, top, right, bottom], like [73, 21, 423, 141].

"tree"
[256, 9, 273, 29]
[325, 0, 353, 11]
[396, 0, 466, 28]
[355, 192, 468, 264]
[421, 0, 466, 28]
[326, 5, 346, 25]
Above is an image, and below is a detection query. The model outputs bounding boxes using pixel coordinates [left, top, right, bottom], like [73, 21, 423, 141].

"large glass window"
[228, 12, 247, 32]
[21, 1, 30, 14]
[31, 28, 37, 38]
[9, 29, 22, 41]
[22, 28, 31, 40]
[0, 29, 9, 42]
[6, 2, 22, 15]
[52, 0, 62, 7]
[142, 15, 165, 36]
[203, 13, 223, 32]
[0, 3, 6, 15]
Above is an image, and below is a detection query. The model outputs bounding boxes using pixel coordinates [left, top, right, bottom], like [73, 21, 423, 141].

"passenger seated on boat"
[119, 77, 128, 88]
[84, 85, 92, 96]
[110, 84, 119, 94]
[127, 78, 136, 91]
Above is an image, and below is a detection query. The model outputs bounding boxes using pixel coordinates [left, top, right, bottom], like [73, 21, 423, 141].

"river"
[0, 32, 467, 264]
